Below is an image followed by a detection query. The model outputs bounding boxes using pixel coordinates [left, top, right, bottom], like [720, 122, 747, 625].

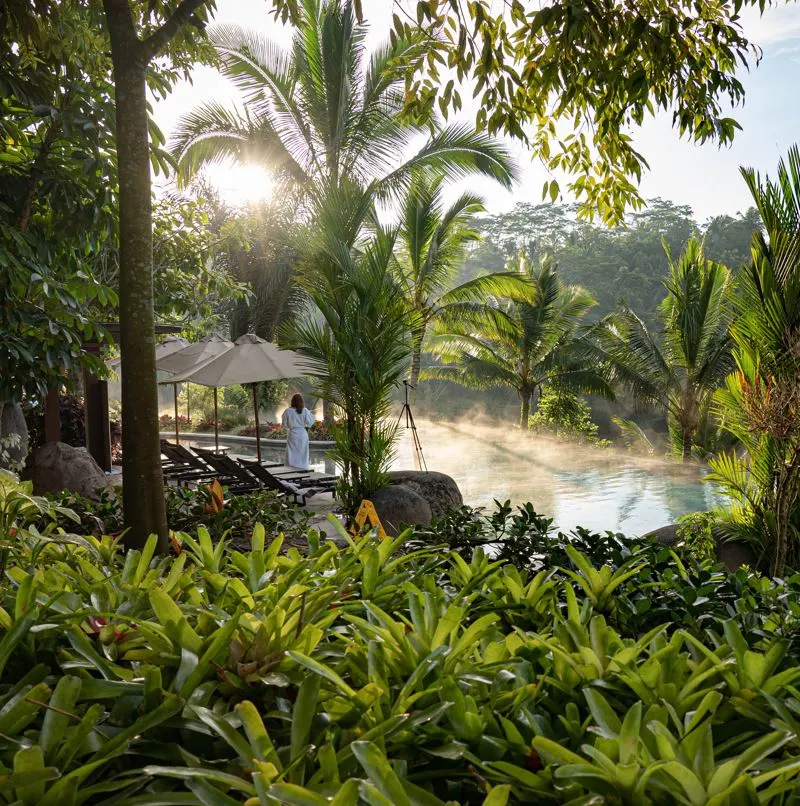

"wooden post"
[213, 387, 219, 452]
[252, 384, 262, 464]
[84, 369, 112, 471]
[173, 384, 180, 444]
[44, 386, 61, 443]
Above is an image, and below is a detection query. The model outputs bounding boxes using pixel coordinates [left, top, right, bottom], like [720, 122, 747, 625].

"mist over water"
[198, 415, 717, 537]
[392, 418, 717, 536]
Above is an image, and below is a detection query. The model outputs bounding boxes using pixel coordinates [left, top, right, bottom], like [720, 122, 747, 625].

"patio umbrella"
[170, 333, 308, 460]
[107, 335, 189, 369]
[109, 336, 191, 442]
[156, 334, 234, 443]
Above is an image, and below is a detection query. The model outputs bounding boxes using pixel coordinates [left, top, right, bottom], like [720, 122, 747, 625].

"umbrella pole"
[173, 385, 180, 444]
[214, 387, 219, 452]
[186, 385, 190, 423]
[252, 384, 262, 464]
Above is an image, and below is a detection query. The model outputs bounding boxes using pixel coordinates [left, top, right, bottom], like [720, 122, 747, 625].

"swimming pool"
[190, 419, 719, 536]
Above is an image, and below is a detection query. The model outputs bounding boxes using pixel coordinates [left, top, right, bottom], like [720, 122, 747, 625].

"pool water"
[193, 419, 719, 536]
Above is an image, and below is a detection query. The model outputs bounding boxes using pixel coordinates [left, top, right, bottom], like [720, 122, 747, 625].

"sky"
[152, 1, 800, 223]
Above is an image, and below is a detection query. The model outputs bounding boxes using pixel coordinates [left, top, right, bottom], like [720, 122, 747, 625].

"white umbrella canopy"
[107, 335, 189, 369]
[170, 334, 309, 460]
[156, 334, 234, 444]
[156, 333, 233, 375]
[171, 334, 308, 386]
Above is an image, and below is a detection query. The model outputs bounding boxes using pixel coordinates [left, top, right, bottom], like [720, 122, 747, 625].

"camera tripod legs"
[397, 403, 427, 472]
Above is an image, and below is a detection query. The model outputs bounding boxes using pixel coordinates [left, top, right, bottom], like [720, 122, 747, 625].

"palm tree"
[170, 0, 514, 199]
[707, 147, 800, 576]
[595, 236, 732, 460]
[394, 171, 531, 400]
[425, 252, 612, 429]
[286, 179, 410, 511]
[171, 0, 515, 424]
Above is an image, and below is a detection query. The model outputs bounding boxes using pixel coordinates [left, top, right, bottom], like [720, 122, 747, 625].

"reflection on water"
[391, 419, 718, 536]
[195, 418, 719, 536]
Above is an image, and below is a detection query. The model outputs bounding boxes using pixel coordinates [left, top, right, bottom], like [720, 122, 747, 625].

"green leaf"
[352, 741, 411, 806]
[482, 786, 512, 806]
[290, 674, 320, 784]
[39, 675, 82, 761]
[12, 746, 50, 805]
[91, 695, 184, 762]
[265, 783, 328, 805]
[288, 650, 356, 698]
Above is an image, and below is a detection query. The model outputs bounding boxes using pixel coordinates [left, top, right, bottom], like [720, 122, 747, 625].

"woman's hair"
[290, 393, 304, 413]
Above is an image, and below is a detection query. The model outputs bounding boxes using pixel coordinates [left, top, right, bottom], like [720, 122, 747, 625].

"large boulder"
[716, 541, 760, 573]
[23, 441, 108, 499]
[370, 484, 432, 537]
[0, 402, 29, 468]
[641, 524, 680, 546]
[387, 470, 462, 518]
[642, 522, 762, 572]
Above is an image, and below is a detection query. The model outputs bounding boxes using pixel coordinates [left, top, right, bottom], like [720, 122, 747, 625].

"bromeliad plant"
[3, 502, 800, 803]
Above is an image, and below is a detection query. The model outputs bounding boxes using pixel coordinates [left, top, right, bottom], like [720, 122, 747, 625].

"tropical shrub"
[709, 147, 800, 577]
[45, 485, 310, 549]
[529, 385, 610, 445]
[239, 421, 335, 441]
[177, 383, 250, 428]
[2, 511, 800, 803]
[288, 183, 411, 514]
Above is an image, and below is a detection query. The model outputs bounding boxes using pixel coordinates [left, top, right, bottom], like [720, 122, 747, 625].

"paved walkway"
[304, 492, 347, 540]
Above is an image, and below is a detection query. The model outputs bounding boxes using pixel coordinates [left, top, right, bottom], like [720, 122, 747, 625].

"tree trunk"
[770, 447, 800, 578]
[409, 325, 425, 405]
[519, 391, 530, 430]
[681, 426, 693, 462]
[107, 35, 168, 551]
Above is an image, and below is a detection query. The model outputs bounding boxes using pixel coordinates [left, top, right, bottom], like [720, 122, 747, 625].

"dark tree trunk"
[771, 447, 800, 578]
[681, 427, 693, 462]
[409, 325, 425, 405]
[519, 391, 530, 430]
[105, 2, 167, 551]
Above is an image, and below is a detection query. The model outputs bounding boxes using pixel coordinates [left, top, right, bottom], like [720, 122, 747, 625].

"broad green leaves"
[2, 509, 800, 802]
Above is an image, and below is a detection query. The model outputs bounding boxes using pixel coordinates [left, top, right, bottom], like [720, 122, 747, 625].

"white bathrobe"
[281, 406, 315, 469]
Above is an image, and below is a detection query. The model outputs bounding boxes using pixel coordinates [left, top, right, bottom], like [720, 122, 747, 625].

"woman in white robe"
[281, 393, 315, 469]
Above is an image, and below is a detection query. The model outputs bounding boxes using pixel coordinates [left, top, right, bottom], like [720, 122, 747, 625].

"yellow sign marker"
[350, 500, 388, 540]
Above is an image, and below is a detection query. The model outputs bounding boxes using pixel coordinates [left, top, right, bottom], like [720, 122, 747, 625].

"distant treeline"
[460, 198, 761, 331]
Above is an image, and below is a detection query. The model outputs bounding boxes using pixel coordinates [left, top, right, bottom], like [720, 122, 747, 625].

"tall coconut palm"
[285, 178, 410, 511]
[170, 0, 514, 198]
[708, 147, 800, 576]
[394, 171, 532, 400]
[595, 236, 732, 460]
[425, 252, 612, 429]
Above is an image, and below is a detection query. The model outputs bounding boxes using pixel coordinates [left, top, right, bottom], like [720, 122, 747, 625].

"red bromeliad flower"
[526, 748, 543, 771]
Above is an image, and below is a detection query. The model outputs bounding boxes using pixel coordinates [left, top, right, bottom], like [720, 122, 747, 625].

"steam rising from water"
[392, 417, 717, 537]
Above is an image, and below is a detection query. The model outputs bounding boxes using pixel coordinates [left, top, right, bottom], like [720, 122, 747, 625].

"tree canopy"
[270, 0, 770, 223]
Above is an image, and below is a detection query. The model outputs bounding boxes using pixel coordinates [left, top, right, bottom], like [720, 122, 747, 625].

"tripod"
[397, 380, 427, 471]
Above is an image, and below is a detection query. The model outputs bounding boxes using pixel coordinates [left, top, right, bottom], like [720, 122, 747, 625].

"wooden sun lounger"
[160, 441, 231, 485]
[238, 459, 335, 505]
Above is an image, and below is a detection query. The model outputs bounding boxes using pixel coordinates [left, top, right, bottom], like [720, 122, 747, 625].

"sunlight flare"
[204, 161, 274, 206]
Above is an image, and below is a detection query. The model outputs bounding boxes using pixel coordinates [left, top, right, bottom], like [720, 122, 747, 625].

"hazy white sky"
[153, 1, 800, 222]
